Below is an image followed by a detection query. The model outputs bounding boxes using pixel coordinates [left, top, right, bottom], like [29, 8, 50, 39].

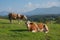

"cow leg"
[8, 17, 12, 24]
[10, 19, 11, 23]
[9, 19, 13, 24]
[17, 19, 20, 24]
[8, 15, 12, 24]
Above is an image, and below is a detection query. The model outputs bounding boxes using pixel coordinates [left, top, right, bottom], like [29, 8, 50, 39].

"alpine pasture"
[0, 19, 60, 40]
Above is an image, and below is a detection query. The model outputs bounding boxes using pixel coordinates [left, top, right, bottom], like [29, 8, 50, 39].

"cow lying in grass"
[26, 21, 49, 33]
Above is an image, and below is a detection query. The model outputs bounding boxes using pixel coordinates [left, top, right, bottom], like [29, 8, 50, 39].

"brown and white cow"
[26, 21, 49, 33]
[26, 21, 38, 32]
[37, 23, 49, 33]
[8, 13, 27, 24]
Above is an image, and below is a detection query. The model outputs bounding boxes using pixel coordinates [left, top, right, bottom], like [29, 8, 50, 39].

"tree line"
[28, 14, 60, 24]
[0, 14, 60, 24]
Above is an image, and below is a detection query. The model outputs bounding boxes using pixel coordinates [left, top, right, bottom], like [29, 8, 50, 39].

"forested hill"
[28, 14, 60, 23]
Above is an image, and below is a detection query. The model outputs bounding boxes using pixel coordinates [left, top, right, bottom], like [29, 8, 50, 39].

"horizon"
[0, 0, 60, 13]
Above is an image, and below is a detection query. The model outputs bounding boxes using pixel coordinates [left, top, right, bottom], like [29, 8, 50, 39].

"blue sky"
[0, 0, 60, 13]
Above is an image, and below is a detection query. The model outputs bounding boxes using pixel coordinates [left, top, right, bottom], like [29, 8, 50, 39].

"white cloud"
[25, 2, 35, 8]
[46, 2, 60, 7]
[20, 1, 60, 12]
[38, 2, 60, 8]
[27, 2, 33, 8]
[21, 2, 36, 12]
[8, 8, 12, 11]
[7, 7, 17, 13]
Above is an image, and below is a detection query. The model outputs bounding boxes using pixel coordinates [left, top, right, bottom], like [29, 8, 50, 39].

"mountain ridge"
[0, 6, 60, 16]
[23, 6, 60, 16]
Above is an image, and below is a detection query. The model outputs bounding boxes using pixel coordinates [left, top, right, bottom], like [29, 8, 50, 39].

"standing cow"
[8, 13, 27, 24]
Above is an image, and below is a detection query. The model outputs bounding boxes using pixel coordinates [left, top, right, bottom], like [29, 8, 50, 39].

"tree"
[55, 16, 60, 23]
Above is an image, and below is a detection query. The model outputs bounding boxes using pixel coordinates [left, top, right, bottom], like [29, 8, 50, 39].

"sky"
[0, 0, 60, 13]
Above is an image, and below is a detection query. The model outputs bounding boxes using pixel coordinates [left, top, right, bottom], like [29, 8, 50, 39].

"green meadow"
[0, 19, 60, 40]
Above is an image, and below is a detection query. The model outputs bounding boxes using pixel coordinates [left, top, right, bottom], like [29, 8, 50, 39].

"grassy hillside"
[0, 19, 60, 40]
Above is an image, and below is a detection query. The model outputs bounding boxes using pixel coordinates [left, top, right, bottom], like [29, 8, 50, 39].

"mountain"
[0, 6, 60, 16]
[0, 11, 9, 16]
[24, 6, 60, 16]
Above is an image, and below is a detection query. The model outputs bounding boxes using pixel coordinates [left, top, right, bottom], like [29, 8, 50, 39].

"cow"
[37, 23, 49, 33]
[26, 21, 49, 33]
[26, 21, 38, 32]
[8, 13, 27, 24]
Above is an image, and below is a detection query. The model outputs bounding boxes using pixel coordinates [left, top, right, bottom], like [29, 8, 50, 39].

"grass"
[0, 19, 60, 40]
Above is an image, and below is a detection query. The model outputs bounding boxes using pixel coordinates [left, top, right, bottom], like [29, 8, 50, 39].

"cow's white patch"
[32, 30, 36, 32]
[45, 31, 48, 33]
[28, 24, 30, 27]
